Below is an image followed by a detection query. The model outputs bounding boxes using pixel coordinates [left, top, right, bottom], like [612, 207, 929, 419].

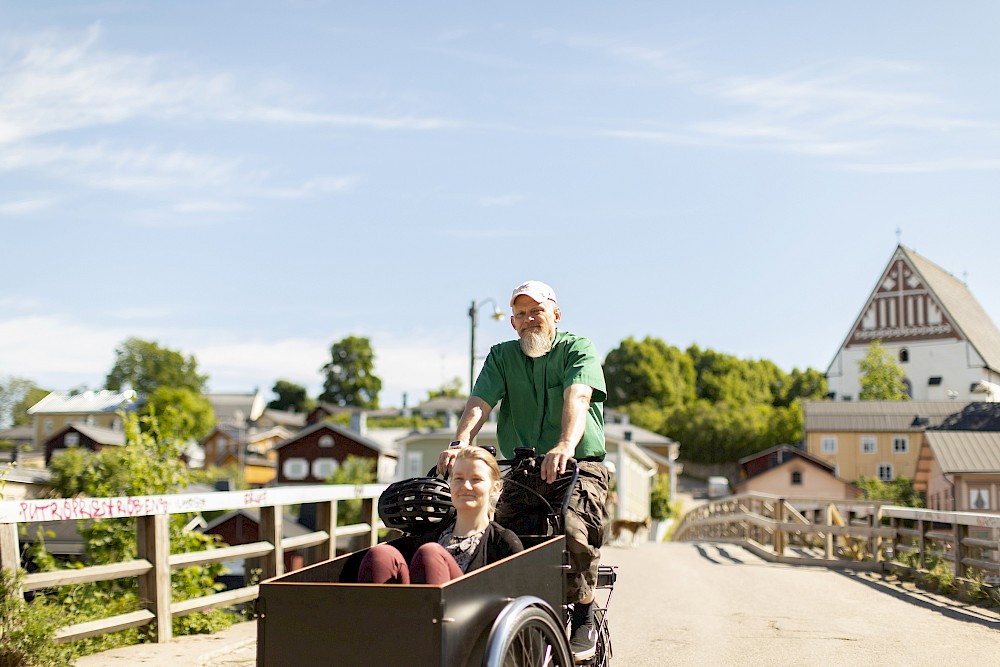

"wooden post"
[311, 500, 338, 564]
[260, 506, 284, 579]
[136, 514, 171, 643]
[0, 522, 21, 599]
[953, 521, 967, 579]
[824, 504, 834, 560]
[918, 518, 928, 570]
[774, 499, 786, 557]
[871, 504, 884, 563]
[364, 497, 379, 547]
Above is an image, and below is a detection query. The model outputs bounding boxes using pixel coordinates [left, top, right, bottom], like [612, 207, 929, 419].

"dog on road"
[609, 516, 651, 547]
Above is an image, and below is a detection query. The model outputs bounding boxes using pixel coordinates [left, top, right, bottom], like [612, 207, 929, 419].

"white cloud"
[0, 197, 58, 215]
[0, 311, 466, 406]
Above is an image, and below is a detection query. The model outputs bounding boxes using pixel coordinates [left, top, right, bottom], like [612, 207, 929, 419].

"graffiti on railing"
[244, 490, 268, 505]
[17, 496, 170, 522]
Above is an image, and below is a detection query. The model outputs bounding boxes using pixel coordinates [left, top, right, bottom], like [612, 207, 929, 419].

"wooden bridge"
[5, 490, 1000, 665]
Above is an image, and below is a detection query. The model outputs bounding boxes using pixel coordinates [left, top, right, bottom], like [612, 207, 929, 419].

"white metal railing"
[673, 493, 1000, 584]
[0, 483, 387, 644]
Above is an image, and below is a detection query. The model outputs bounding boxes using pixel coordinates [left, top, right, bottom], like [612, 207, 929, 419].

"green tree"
[427, 377, 465, 400]
[143, 387, 215, 442]
[105, 337, 207, 395]
[268, 380, 314, 413]
[319, 336, 382, 409]
[38, 412, 231, 656]
[855, 476, 922, 507]
[325, 455, 377, 526]
[603, 337, 696, 408]
[0, 376, 45, 429]
[858, 340, 909, 400]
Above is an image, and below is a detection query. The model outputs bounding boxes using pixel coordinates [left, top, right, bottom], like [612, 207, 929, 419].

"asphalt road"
[604, 541, 1000, 667]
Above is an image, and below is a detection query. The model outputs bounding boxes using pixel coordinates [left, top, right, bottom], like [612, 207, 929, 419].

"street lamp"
[469, 298, 505, 394]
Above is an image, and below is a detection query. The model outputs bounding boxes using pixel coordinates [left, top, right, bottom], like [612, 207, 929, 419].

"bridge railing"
[673, 493, 1000, 584]
[0, 483, 387, 644]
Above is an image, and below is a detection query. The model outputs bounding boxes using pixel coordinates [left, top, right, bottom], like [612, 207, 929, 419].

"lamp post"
[469, 298, 505, 394]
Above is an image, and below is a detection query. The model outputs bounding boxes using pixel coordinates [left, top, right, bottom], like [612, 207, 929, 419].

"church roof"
[831, 245, 1000, 373]
[903, 246, 1000, 372]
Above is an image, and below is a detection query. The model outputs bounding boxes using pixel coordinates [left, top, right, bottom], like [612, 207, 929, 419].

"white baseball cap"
[510, 280, 558, 307]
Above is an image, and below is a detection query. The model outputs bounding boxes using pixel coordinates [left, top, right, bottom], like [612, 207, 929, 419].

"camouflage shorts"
[495, 460, 609, 603]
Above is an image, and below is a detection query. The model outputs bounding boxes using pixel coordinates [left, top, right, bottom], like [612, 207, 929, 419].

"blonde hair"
[454, 445, 502, 483]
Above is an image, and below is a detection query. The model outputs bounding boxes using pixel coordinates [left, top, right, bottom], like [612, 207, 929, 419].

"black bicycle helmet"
[378, 476, 455, 534]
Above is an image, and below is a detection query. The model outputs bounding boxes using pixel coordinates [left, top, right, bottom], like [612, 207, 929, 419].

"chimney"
[350, 411, 368, 436]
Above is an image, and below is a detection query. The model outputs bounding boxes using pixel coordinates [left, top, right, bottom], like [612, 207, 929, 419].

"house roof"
[276, 420, 397, 455]
[0, 425, 34, 442]
[804, 400, 969, 432]
[27, 390, 137, 415]
[924, 431, 1000, 474]
[903, 246, 1000, 372]
[207, 392, 265, 425]
[738, 444, 835, 481]
[605, 422, 674, 446]
[932, 402, 1000, 431]
[47, 423, 126, 447]
[260, 408, 307, 428]
[414, 396, 468, 414]
[202, 508, 312, 539]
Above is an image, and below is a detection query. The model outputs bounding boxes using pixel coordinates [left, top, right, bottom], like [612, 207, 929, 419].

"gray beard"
[519, 329, 553, 358]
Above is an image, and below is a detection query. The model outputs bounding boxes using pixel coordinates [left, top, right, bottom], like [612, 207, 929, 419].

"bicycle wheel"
[493, 606, 574, 667]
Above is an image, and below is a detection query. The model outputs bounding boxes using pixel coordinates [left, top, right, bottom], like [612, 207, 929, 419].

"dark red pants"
[357, 543, 463, 584]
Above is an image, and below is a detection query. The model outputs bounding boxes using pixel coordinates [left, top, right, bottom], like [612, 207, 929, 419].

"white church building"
[827, 245, 1000, 402]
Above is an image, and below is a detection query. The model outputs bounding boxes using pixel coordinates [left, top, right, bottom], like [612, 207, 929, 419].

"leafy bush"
[0, 569, 72, 667]
[326, 456, 377, 526]
[650, 474, 674, 520]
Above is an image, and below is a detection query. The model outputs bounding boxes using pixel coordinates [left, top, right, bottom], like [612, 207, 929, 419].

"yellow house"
[803, 400, 969, 482]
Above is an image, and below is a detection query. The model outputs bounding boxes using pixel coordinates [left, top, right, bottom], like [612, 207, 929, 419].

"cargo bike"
[256, 448, 616, 666]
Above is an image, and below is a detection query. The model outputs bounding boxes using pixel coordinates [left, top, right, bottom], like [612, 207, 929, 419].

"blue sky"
[3, 2, 1000, 407]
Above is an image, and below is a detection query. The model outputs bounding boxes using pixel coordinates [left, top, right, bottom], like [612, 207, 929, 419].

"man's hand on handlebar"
[436, 446, 461, 477]
[540, 443, 574, 483]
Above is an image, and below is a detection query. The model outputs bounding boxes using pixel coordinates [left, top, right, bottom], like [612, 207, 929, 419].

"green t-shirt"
[472, 330, 607, 459]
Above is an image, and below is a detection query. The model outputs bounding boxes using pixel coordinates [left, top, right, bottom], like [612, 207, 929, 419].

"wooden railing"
[0, 483, 387, 644]
[673, 493, 1000, 585]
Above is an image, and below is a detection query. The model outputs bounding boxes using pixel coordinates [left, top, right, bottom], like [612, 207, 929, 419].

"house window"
[821, 437, 837, 454]
[893, 436, 908, 453]
[44, 418, 54, 434]
[65, 432, 80, 447]
[969, 487, 990, 511]
[877, 464, 894, 481]
[899, 348, 909, 363]
[216, 435, 226, 452]
[283, 458, 309, 480]
[406, 451, 424, 478]
[861, 436, 877, 454]
[312, 458, 339, 480]
[791, 471, 802, 485]
[928, 376, 942, 386]
[319, 435, 334, 448]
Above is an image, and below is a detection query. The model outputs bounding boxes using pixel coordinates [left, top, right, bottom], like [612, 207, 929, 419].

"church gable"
[847, 248, 961, 348]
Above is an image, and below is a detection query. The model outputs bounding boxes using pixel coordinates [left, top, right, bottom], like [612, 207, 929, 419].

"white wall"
[828, 339, 998, 401]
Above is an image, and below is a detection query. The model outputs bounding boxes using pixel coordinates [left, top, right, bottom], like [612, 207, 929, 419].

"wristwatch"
[448, 440, 465, 449]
